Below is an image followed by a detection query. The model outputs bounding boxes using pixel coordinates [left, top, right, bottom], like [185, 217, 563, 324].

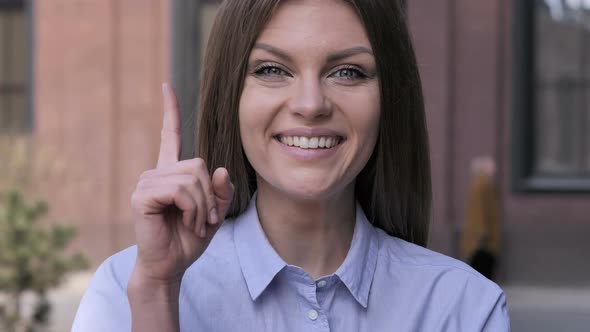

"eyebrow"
[252, 43, 374, 63]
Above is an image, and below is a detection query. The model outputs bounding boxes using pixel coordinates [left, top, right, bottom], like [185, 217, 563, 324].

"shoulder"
[91, 220, 237, 288]
[96, 245, 138, 288]
[371, 229, 510, 330]
[375, 228, 496, 284]
[72, 221, 238, 331]
[71, 246, 136, 331]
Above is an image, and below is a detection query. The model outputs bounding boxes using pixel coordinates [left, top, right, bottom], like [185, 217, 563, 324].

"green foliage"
[0, 190, 88, 331]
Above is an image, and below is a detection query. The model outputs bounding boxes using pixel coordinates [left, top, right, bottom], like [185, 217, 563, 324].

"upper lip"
[274, 127, 346, 139]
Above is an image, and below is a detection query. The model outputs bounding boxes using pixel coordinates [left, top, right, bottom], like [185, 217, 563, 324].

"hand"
[130, 83, 234, 285]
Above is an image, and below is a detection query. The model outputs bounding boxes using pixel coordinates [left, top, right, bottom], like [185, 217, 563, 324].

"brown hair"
[196, 0, 431, 247]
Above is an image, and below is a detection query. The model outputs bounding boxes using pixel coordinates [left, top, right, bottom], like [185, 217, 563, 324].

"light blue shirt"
[72, 197, 510, 331]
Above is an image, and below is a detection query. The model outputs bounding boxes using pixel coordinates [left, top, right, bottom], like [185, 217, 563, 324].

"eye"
[253, 64, 290, 77]
[331, 66, 367, 80]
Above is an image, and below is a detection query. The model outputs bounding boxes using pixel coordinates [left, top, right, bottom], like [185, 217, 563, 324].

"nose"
[288, 76, 332, 120]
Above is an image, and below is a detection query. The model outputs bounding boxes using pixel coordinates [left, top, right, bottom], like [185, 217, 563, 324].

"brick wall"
[34, 0, 170, 263]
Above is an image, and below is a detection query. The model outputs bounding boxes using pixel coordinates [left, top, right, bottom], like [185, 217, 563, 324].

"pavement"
[21, 272, 590, 332]
[503, 285, 590, 332]
[46, 272, 93, 332]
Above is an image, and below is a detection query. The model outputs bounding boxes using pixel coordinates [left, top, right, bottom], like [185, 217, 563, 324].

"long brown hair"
[196, 0, 431, 247]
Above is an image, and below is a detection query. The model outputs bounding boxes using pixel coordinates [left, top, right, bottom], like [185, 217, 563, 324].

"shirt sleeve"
[71, 248, 135, 332]
[480, 292, 511, 332]
[446, 273, 511, 332]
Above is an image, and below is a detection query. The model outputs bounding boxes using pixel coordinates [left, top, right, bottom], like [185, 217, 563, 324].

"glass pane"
[534, 0, 590, 176]
[0, 94, 8, 131]
[0, 93, 13, 131]
[0, 12, 8, 83]
[9, 92, 26, 130]
[0, 6, 27, 133]
[9, 11, 26, 84]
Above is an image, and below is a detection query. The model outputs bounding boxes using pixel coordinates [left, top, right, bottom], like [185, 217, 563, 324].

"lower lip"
[274, 138, 343, 161]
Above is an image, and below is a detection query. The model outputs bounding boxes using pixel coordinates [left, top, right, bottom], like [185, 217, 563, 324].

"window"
[513, 0, 590, 191]
[0, 0, 30, 133]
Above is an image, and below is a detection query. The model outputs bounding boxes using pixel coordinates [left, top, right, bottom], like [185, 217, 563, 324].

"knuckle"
[130, 191, 138, 205]
[140, 169, 155, 179]
[174, 183, 186, 196]
[193, 158, 207, 170]
[130, 191, 143, 210]
[188, 174, 200, 186]
[136, 181, 147, 190]
[136, 177, 148, 189]
[136, 174, 157, 190]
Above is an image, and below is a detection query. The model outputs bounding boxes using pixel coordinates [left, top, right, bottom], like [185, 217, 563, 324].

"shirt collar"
[234, 194, 379, 308]
[334, 202, 378, 308]
[234, 194, 287, 301]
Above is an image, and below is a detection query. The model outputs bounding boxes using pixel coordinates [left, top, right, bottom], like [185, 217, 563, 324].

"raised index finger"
[157, 83, 181, 168]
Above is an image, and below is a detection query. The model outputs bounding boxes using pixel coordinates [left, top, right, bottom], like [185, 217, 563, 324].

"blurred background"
[0, 0, 588, 331]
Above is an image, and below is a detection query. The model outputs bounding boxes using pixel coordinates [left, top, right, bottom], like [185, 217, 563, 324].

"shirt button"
[307, 309, 319, 321]
[317, 280, 327, 288]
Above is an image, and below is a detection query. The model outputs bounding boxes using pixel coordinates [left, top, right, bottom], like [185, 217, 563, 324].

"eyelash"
[252, 63, 368, 81]
[332, 65, 368, 80]
[253, 64, 290, 77]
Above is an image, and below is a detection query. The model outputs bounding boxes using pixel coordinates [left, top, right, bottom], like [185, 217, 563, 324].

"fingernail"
[163, 82, 173, 99]
[200, 226, 207, 238]
[209, 208, 219, 225]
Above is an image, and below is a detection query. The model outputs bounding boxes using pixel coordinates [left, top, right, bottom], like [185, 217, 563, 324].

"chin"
[271, 178, 354, 203]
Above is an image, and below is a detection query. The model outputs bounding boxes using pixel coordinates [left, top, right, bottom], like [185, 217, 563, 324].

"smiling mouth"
[275, 135, 344, 149]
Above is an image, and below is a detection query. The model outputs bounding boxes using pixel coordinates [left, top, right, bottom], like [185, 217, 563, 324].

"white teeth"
[299, 137, 309, 148]
[309, 137, 319, 148]
[278, 135, 341, 149]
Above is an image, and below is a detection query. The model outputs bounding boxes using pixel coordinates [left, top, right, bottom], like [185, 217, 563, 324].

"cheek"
[238, 79, 285, 162]
[365, 88, 381, 134]
[238, 82, 264, 147]
[345, 88, 380, 143]
[349, 88, 381, 169]
[239, 79, 284, 133]
[238, 82, 257, 135]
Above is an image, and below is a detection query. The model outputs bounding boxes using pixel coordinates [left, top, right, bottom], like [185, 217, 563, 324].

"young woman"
[73, 1, 511, 331]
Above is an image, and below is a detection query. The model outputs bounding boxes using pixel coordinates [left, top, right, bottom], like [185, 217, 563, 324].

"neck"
[255, 182, 356, 280]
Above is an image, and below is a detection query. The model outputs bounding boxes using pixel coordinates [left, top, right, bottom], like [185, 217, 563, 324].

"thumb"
[212, 167, 234, 221]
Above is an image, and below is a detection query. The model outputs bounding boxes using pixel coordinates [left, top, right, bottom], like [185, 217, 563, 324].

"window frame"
[512, 0, 590, 193]
[0, 0, 23, 10]
[0, 0, 33, 133]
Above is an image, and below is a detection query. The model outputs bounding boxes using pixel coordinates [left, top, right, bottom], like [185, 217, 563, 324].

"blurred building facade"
[412, 0, 590, 286]
[1, 0, 588, 286]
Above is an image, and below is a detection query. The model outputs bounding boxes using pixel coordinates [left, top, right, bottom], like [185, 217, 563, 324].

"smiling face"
[239, 0, 380, 201]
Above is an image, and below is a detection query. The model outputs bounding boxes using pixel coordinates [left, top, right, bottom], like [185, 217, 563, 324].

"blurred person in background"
[72, 0, 510, 331]
[461, 156, 502, 280]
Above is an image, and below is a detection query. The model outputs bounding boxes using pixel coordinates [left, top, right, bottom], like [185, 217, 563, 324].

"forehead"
[255, 0, 371, 52]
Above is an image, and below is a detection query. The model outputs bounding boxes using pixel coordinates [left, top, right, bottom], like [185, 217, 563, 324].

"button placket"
[307, 309, 319, 321]
[287, 267, 328, 329]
